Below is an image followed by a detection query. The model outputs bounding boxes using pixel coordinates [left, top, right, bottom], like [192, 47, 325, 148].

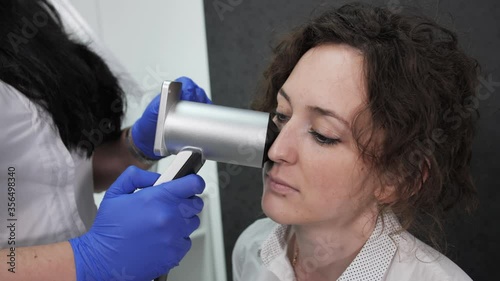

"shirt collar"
[338, 212, 399, 281]
[259, 211, 401, 281]
[260, 221, 295, 280]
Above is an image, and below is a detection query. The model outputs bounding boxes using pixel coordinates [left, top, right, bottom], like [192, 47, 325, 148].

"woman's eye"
[273, 111, 289, 124]
[308, 129, 341, 146]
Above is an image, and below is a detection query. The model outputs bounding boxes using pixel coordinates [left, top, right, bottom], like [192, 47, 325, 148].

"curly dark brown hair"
[252, 2, 480, 250]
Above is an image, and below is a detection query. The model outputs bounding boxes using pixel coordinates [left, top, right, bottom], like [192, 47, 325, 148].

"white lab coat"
[0, 81, 95, 247]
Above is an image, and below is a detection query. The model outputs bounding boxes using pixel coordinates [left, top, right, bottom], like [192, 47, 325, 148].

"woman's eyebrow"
[279, 87, 349, 128]
[278, 88, 291, 103]
[308, 105, 350, 128]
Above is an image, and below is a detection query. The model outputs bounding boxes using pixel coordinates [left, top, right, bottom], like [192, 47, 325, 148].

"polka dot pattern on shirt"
[337, 215, 399, 281]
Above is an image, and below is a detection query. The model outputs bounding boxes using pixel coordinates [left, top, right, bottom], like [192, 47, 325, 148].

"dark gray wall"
[203, 1, 500, 280]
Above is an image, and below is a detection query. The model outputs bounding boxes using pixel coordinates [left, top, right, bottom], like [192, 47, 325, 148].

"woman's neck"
[289, 211, 378, 280]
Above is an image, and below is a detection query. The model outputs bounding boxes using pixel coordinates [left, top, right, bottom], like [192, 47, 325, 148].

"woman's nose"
[267, 121, 298, 164]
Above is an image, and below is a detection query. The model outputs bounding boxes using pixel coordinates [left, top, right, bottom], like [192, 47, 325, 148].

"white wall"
[67, 1, 226, 280]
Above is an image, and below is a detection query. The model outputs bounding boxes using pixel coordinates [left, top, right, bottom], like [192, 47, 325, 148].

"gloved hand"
[131, 76, 212, 160]
[69, 166, 205, 281]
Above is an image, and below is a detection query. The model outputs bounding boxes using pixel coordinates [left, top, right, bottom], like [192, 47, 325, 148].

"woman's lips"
[266, 174, 299, 194]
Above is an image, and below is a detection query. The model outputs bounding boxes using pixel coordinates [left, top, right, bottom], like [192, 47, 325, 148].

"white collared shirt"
[232, 212, 473, 281]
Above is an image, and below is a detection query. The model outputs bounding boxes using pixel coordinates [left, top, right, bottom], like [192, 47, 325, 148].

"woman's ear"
[421, 158, 430, 183]
[375, 157, 431, 204]
[373, 170, 399, 204]
[375, 183, 398, 204]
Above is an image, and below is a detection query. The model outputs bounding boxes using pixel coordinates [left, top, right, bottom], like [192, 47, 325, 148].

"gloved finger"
[104, 166, 160, 199]
[175, 76, 195, 86]
[157, 238, 192, 275]
[174, 76, 191, 84]
[195, 87, 212, 104]
[190, 196, 204, 213]
[182, 215, 201, 237]
[175, 76, 196, 101]
[175, 76, 211, 104]
[177, 197, 204, 218]
[157, 174, 205, 199]
[172, 237, 192, 263]
[145, 93, 161, 116]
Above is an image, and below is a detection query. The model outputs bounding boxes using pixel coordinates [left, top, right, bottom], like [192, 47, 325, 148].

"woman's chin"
[261, 193, 297, 225]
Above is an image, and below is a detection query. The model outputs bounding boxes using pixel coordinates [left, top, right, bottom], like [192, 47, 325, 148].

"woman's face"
[262, 44, 383, 228]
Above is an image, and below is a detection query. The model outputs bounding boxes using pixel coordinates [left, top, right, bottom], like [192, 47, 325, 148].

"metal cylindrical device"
[152, 80, 278, 281]
[153, 81, 278, 168]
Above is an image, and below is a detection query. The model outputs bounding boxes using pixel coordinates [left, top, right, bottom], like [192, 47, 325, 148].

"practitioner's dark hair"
[0, 0, 125, 157]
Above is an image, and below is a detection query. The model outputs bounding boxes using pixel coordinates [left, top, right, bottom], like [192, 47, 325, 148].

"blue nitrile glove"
[131, 76, 212, 160]
[69, 166, 205, 281]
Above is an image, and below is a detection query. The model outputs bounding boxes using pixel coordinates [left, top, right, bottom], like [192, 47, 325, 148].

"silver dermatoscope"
[152, 80, 278, 281]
